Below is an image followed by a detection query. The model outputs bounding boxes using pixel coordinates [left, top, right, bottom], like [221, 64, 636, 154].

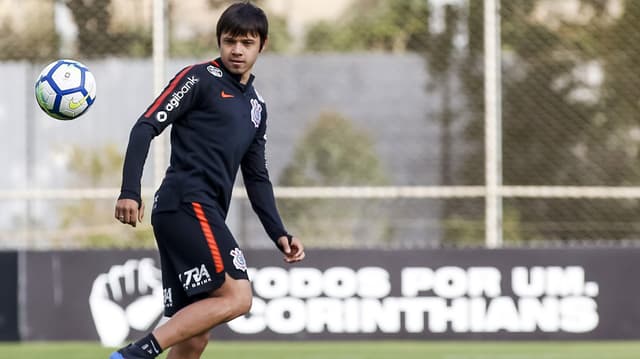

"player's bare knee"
[236, 291, 253, 317]
[227, 286, 252, 320]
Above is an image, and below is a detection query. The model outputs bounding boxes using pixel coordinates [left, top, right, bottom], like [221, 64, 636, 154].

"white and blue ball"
[35, 59, 96, 120]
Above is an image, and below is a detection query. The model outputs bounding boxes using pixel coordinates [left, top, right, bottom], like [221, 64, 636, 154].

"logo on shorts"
[230, 248, 247, 272]
[180, 264, 212, 290]
[163, 288, 173, 308]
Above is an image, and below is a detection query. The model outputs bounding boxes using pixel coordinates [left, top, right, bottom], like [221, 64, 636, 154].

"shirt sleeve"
[241, 112, 290, 244]
[118, 122, 155, 205]
[118, 65, 202, 205]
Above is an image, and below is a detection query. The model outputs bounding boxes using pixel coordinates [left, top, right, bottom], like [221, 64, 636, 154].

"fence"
[0, 0, 639, 249]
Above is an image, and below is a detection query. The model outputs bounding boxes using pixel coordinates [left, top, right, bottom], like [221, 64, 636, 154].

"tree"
[304, 0, 483, 244]
[65, 0, 113, 57]
[593, 0, 640, 185]
[305, 0, 429, 52]
[65, 0, 152, 58]
[301, 0, 640, 243]
[444, 0, 487, 244]
[456, 0, 640, 242]
[59, 144, 155, 247]
[423, 3, 490, 244]
[0, 3, 57, 61]
[278, 112, 389, 246]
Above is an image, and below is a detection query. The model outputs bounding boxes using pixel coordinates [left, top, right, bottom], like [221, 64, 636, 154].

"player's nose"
[231, 43, 243, 54]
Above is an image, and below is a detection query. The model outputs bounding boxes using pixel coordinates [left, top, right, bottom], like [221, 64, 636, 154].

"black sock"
[134, 333, 163, 357]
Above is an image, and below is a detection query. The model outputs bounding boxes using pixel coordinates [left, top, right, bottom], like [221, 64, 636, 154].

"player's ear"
[260, 36, 269, 52]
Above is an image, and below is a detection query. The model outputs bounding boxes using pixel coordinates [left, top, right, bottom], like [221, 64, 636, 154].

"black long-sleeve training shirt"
[119, 58, 289, 244]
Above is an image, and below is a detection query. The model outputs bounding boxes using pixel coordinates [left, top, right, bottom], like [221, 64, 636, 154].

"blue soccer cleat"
[109, 344, 151, 359]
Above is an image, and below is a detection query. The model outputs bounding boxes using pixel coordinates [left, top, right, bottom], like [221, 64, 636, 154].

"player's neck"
[239, 68, 253, 85]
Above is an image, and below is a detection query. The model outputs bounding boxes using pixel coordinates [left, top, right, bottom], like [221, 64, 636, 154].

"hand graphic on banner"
[89, 258, 164, 347]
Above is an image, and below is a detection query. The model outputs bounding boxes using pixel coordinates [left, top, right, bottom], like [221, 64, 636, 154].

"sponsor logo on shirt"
[207, 65, 223, 78]
[156, 75, 199, 122]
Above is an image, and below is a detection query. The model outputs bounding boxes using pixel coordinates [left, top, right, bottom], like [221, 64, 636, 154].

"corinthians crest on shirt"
[250, 98, 262, 128]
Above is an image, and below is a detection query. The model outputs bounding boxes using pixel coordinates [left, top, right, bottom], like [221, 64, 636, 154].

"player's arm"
[241, 115, 305, 263]
[116, 65, 202, 227]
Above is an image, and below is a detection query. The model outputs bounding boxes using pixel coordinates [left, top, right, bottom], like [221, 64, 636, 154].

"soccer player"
[111, 2, 305, 359]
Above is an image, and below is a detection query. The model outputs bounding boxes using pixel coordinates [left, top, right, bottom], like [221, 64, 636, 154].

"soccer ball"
[35, 59, 96, 120]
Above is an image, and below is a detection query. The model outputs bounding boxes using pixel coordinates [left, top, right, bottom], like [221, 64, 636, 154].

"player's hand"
[277, 235, 305, 263]
[115, 198, 144, 227]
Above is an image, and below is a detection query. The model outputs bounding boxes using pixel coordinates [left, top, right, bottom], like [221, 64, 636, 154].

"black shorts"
[151, 201, 249, 317]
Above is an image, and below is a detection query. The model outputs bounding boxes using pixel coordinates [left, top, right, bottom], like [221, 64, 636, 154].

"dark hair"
[216, 2, 268, 50]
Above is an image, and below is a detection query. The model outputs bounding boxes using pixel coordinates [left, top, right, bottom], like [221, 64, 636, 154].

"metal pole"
[152, 0, 168, 190]
[25, 64, 36, 246]
[484, 0, 503, 248]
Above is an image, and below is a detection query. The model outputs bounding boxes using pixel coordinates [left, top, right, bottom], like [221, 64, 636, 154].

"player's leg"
[110, 201, 251, 359]
[165, 331, 210, 359]
[157, 273, 252, 351]
[154, 201, 252, 352]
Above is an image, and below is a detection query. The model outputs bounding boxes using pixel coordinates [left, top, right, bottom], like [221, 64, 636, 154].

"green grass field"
[1, 341, 639, 359]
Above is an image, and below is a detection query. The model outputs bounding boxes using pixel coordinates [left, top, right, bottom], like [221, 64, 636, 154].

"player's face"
[219, 32, 265, 84]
